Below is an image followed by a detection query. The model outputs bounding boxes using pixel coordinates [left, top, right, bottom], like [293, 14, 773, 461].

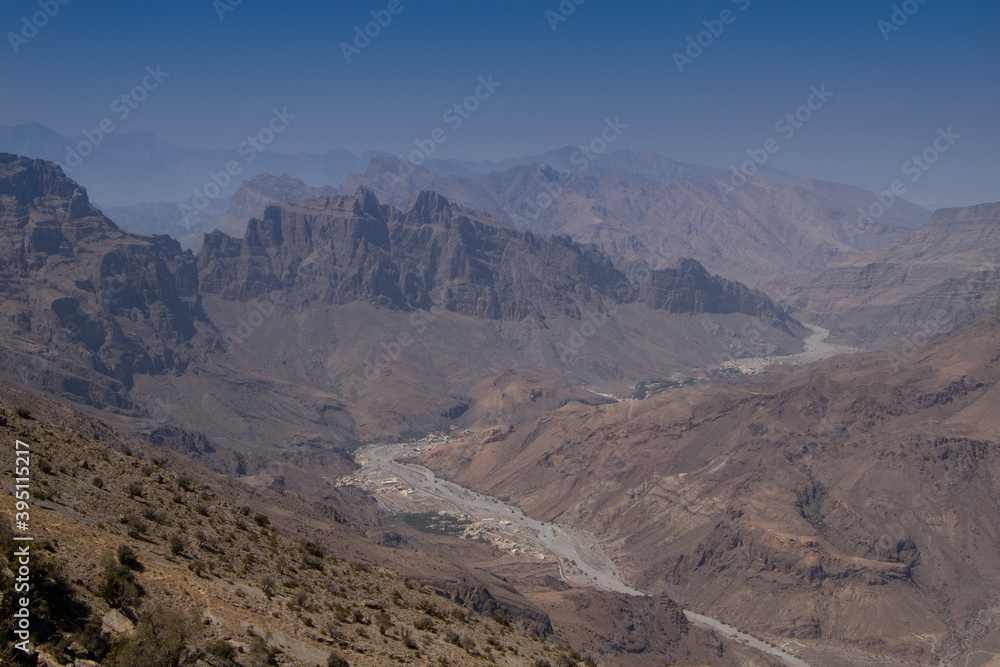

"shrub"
[15, 407, 32, 420]
[374, 610, 392, 634]
[327, 652, 350, 667]
[176, 476, 195, 492]
[125, 482, 143, 498]
[116, 545, 141, 570]
[92, 477, 104, 489]
[97, 564, 141, 609]
[253, 514, 270, 528]
[110, 606, 191, 667]
[142, 507, 167, 525]
[247, 636, 277, 666]
[301, 540, 325, 558]
[124, 513, 147, 538]
[207, 639, 236, 662]
[168, 535, 185, 556]
[413, 615, 435, 631]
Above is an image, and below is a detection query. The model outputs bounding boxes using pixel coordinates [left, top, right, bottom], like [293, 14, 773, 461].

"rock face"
[790, 201, 1000, 345]
[199, 188, 631, 321]
[639, 258, 790, 321]
[214, 172, 340, 238]
[0, 153, 203, 401]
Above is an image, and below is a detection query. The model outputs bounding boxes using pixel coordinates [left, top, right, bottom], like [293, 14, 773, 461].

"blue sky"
[1, 0, 998, 208]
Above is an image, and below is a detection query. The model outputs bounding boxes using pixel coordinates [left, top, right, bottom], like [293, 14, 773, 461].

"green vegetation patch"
[396, 512, 471, 536]
[631, 377, 698, 400]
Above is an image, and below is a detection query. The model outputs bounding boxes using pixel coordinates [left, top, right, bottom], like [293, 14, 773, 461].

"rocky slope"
[0, 383, 786, 666]
[420, 307, 1000, 665]
[0, 153, 205, 406]
[0, 388, 578, 666]
[789, 201, 1000, 346]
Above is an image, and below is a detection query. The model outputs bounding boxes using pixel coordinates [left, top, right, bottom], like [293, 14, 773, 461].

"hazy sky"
[2, 0, 997, 208]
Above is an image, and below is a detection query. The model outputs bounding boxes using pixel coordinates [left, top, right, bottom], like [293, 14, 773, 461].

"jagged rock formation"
[639, 258, 789, 321]
[214, 172, 340, 238]
[340, 152, 931, 293]
[0, 153, 203, 401]
[199, 188, 630, 321]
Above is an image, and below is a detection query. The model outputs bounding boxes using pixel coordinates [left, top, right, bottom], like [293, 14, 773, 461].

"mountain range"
[0, 152, 802, 502]
[2, 129, 999, 665]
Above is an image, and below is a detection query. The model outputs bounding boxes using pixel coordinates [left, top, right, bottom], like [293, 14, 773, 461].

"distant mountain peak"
[405, 189, 453, 220]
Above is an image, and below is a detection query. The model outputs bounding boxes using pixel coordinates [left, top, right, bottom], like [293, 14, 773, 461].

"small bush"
[110, 606, 191, 667]
[125, 482, 143, 498]
[124, 513, 148, 538]
[116, 545, 141, 570]
[97, 564, 141, 609]
[15, 407, 32, 420]
[413, 615, 435, 631]
[302, 540, 325, 558]
[207, 639, 236, 662]
[168, 535, 185, 556]
[327, 652, 350, 667]
[253, 514, 270, 528]
[92, 477, 104, 489]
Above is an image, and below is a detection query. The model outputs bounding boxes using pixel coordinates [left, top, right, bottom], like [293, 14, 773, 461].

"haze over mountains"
[1, 125, 998, 667]
[0, 123, 931, 294]
[0, 153, 803, 494]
